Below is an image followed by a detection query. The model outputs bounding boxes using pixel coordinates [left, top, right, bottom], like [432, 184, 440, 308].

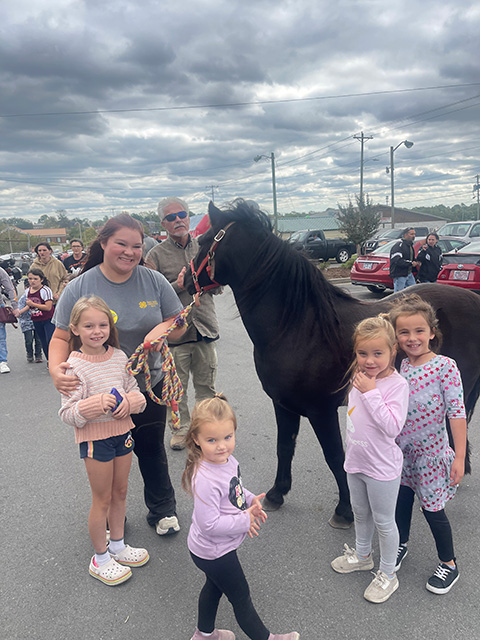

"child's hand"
[450, 457, 465, 486]
[353, 370, 376, 393]
[102, 393, 117, 413]
[112, 397, 130, 419]
[246, 493, 267, 538]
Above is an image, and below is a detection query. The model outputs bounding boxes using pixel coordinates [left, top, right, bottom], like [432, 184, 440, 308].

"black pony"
[186, 200, 480, 527]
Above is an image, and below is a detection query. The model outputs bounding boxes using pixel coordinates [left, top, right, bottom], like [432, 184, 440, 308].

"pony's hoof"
[328, 513, 353, 529]
[262, 497, 283, 512]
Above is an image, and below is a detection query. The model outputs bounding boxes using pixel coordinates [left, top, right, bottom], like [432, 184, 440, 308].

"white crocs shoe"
[89, 556, 132, 586]
[109, 544, 149, 567]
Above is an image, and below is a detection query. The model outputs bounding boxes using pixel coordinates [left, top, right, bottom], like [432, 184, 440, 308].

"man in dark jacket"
[389, 227, 419, 292]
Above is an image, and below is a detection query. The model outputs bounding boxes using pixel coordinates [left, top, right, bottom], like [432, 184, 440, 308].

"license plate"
[362, 262, 373, 270]
[453, 270, 469, 280]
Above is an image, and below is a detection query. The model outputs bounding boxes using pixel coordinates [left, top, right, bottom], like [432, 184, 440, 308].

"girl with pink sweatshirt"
[59, 295, 148, 586]
[331, 316, 409, 604]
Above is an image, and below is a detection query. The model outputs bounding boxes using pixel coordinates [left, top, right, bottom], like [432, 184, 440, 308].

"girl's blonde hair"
[182, 394, 237, 495]
[341, 315, 397, 388]
[388, 293, 442, 352]
[68, 295, 120, 353]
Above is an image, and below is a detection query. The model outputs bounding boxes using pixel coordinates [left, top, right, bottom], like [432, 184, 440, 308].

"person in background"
[31, 242, 67, 302]
[0, 266, 19, 373]
[17, 288, 44, 363]
[142, 235, 158, 259]
[389, 228, 419, 293]
[25, 268, 55, 361]
[63, 239, 86, 275]
[416, 233, 443, 283]
[147, 197, 220, 451]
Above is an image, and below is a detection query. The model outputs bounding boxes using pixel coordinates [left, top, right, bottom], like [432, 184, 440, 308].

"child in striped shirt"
[59, 295, 148, 586]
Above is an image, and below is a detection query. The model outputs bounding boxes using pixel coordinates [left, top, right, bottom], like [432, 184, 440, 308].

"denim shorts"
[79, 431, 134, 461]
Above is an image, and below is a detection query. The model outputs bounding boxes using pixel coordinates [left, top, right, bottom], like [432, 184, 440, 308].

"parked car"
[437, 240, 480, 291]
[435, 220, 480, 245]
[350, 238, 467, 293]
[361, 226, 430, 254]
[287, 229, 356, 263]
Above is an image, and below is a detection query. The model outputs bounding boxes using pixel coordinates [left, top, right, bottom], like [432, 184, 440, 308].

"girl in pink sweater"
[59, 296, 148, 586]
[182, 395, 299, 640]
[331, 316, 409, 604]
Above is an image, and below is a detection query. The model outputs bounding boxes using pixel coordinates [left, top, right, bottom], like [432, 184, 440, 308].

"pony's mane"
[207, 199, 358, 343]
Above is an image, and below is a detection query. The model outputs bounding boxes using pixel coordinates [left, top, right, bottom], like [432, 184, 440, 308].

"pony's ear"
[208, 201, 224, 227]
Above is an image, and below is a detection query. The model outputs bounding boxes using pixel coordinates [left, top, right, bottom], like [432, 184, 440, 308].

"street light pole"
[388, 140, 414, 228]
[254, 152, 278, 234]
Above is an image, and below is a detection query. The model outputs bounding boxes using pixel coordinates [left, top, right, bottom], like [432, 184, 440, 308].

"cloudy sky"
[1, 0, 479, 222]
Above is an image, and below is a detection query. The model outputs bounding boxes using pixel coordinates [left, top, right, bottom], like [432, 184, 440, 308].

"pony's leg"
[264, 402, 300, 511]
[309, 405, 353, 528]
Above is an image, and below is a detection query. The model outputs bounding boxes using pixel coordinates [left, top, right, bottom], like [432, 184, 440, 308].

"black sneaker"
[426, 562, 459, 594]
[395, 544, 408, 571]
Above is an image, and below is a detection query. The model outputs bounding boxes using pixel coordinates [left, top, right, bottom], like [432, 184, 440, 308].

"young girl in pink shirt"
[331, 316, 409, 603]
[59, 295, 149, 586]
[183, 395, 299, 640]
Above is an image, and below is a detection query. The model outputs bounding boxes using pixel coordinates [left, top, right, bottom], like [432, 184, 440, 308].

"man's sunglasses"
[163, 210, 188, 222]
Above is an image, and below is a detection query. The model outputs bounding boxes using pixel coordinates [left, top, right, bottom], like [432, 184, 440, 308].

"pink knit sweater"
[59, 346, 146, 444]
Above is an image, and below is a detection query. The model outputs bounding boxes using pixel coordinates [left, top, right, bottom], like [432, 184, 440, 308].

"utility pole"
[353, 132, 373, 202]
[206, 185, 219, 203]
[474, 175, 480, 221]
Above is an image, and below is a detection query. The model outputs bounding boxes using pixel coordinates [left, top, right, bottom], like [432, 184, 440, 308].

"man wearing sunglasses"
[146, 197, 220, 450]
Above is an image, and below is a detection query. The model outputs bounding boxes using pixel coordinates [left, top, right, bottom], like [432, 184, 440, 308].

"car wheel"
[336, 249, 350, 263]
[366, 284, 387, 293]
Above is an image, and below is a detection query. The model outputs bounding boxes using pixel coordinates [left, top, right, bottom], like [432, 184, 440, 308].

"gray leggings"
[347, 472, 401, 576]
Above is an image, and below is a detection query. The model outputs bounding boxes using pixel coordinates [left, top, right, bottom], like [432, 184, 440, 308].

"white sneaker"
[364, 571, 399, 603]
[156, 515, 180, 536]
[0, 362, 10, 374]
[331, 544, 374, 573]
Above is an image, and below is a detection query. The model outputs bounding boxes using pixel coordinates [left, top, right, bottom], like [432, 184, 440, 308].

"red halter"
[190, 222, 235, 295]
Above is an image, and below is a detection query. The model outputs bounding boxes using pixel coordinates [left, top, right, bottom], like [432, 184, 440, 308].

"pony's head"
[186, 199, 272, 294]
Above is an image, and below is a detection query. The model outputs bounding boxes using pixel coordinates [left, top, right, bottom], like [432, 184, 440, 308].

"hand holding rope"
[126, 300, 195, 430]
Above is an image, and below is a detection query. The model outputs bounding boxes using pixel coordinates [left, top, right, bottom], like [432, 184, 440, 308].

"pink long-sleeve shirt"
[188, 455, 256, 560]
[344, 370, 409, 481]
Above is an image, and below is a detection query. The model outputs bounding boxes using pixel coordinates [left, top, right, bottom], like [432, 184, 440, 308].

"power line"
[1, 83, 479, 118]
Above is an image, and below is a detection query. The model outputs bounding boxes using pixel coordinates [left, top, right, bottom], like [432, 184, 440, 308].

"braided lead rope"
[126, 301, 195, 430]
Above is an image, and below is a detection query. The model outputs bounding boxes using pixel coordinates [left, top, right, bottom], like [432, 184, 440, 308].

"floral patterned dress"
[397, 354, 466, 512]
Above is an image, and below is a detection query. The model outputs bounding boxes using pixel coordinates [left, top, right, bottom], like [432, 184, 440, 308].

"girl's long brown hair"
[182, 394, 237, 495]
[68, 295, 120, 353]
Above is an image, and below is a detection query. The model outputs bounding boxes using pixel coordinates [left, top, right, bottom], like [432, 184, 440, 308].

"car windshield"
[437, 222, 472, 237]
[288, 231, 308, 243]
[377, 229, 400, 239]
[368, 240, 398, 256]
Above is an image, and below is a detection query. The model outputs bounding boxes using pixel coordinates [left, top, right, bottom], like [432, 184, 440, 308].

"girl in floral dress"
[388, 294, 467, 595]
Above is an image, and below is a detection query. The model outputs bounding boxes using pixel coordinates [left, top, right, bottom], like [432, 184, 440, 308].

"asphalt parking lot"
[2, 287, 480, 639]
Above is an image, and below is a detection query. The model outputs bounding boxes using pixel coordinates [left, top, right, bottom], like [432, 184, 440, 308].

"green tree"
[38, 214, 59, 228]
[337, 194, 381, 250]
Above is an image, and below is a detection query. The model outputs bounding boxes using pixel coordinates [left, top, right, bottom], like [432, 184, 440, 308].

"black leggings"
[191, 550, 270, 640]
[395, 484, 455, 563]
